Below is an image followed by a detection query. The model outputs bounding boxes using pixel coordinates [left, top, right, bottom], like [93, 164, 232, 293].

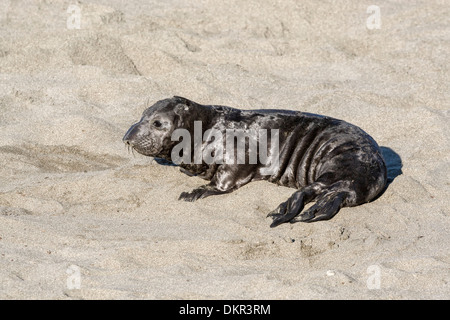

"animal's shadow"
[154, 157, 177, 166]
[380, 146, 403, 185]
[373, 146, 403, 200]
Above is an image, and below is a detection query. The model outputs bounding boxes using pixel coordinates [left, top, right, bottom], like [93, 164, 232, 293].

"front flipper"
[179, 164, 257, 202]
[178, 184, 232, 202]
[180, 167, 197, 177]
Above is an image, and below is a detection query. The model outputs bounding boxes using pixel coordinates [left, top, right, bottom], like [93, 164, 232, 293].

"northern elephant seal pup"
[123, 96, 387, 227]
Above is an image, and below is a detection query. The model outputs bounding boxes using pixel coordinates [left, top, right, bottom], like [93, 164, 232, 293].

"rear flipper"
[268, 180, 350, 227]
[290, 191, 347, 223]
[267, 182, 323, 228]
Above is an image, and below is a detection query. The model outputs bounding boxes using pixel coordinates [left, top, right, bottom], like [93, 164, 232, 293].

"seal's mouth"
[123, 123, 158, 156]
[123, 137, 157, 157]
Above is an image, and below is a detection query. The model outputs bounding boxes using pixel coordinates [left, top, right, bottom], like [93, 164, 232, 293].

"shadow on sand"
[372, 146, 403, 201]
[380, 146, 403, 185]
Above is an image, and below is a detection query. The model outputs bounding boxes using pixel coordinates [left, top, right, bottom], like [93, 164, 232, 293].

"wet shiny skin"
[123, 96, 387, 227]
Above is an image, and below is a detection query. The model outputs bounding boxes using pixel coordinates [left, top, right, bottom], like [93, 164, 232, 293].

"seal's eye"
[153, 120, 162, 128]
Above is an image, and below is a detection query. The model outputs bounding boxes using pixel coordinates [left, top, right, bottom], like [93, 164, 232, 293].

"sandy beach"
[0, 0, 448, 299]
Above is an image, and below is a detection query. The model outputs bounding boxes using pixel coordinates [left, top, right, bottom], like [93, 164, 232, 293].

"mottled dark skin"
[123, 96, 387, 227]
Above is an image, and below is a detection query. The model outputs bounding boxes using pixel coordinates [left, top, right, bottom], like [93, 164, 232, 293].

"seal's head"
[123, 96, 194, 158]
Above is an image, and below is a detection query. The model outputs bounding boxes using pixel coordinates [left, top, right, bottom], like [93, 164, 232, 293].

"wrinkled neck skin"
[159, 103, 221, 167]
[166, 103, 244, 177]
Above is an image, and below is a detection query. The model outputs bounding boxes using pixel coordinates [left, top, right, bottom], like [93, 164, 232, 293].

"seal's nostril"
[123, 123, 139, 144]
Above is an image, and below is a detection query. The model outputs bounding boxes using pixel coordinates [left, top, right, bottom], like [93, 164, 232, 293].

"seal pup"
[123, 96, 387, 227]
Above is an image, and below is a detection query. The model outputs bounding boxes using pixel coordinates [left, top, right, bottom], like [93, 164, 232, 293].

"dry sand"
[0, 0, 448, 299]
